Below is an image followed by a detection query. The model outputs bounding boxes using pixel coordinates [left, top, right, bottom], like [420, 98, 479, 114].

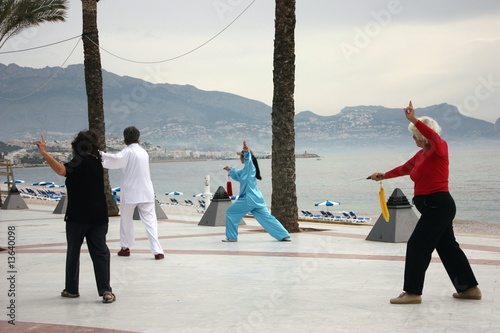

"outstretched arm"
[100, 150, 127, 169]
[34, 135, 66, 176]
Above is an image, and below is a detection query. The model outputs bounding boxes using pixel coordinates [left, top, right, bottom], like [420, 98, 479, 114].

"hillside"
[0, 63, 271, 151]
[295, 104, 498, 152]
[1, 63, 498, 153]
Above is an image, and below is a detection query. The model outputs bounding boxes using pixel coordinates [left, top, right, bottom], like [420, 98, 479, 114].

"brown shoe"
[453, 286, 481, 300]
[390, 292, 422, 304]
[118, 248, 130, 257]
[154, 253, 164, 260]
[61, 289, 80, 298]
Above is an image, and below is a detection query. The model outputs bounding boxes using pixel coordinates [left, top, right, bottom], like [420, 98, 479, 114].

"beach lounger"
[323, 211, 346, 222]
[347, 211, 371, 223]
[19, 188, 33, 198]
[317, 211, 339, 221]
[320, 211, 330, 218]
[305, 210, 322, 219]
[300, 210, 312, 219]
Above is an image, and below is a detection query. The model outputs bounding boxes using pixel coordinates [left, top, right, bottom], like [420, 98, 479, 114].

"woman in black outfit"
[34, 130, 115, 303]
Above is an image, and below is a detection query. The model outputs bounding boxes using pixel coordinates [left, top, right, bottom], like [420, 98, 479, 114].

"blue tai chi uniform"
[225, 151, 290, 241]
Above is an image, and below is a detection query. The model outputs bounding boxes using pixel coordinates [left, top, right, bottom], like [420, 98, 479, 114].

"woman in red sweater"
[370, 101, 480, 304]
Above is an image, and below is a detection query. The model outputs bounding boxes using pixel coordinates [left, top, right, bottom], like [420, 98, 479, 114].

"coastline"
[18, 197, 500, 237]
[12, 158, 214, 168]
[12, 153, 321, 168]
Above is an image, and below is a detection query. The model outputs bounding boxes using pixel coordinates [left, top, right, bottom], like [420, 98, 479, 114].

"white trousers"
[119, 202, 164, 255]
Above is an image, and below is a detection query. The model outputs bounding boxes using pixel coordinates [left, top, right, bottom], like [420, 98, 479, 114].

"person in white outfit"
[101, 126, 165, 260]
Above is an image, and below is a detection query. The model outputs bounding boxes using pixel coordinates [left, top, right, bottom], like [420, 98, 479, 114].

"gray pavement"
[1, 204, 499, 333]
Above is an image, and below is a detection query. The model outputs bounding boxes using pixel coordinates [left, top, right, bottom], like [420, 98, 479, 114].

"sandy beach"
[16, 196, 500, 237]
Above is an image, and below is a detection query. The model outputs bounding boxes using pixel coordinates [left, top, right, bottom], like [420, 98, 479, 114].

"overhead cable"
[0, 35, 81, 54]
[0, 0, 257, 100]
[0, 38, 81, 101]
[86, 0, 257, 64]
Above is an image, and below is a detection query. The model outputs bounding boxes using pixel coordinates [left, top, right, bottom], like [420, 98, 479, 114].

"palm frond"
[0, 0, 68, 48]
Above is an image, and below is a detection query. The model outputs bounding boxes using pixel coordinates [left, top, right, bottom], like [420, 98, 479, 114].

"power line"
[0, 38, 81, 101]
[86, 0, 257, 64]
[0, 0, 257, 100]
[0, 35, 81, 54]
[1, 0, 256, 59]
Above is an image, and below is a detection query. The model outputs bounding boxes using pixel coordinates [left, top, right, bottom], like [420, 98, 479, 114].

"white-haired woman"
[370, 101, 480, 304]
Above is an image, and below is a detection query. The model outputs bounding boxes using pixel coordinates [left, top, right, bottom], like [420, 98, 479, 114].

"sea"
[9, 149, 500, 224]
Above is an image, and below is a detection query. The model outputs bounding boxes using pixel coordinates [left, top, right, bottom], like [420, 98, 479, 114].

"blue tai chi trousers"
[225, 199, 290, 241]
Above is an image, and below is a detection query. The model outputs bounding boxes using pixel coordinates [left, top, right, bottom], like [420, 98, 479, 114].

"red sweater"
[384, 120, 449, 196]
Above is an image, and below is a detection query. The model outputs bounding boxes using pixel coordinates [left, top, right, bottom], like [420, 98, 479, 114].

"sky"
[1, 0, 500, 123]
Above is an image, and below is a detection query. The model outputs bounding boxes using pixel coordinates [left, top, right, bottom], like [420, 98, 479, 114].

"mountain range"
[1, 63, 498, 153]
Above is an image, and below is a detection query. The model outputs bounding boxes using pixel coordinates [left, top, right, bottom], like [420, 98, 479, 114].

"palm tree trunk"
[81, 0, 119, 216]
[271, 0, 299, 232]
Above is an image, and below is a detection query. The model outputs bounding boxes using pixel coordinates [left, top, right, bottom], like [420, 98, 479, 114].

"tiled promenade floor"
[1, 204, 499, 333]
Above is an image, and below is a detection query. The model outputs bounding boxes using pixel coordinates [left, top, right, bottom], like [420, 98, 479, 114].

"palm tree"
[271, 0, 300, 233]
[81, 0, 118, 216]
[0, 0, 68, 49]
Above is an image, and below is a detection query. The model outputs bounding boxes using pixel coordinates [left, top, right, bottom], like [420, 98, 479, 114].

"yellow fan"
[379, 181, 390, 222]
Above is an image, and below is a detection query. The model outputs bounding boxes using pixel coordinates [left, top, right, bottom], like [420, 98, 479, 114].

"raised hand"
[404, 101, 417, 123]
[34, 135, 47, 153]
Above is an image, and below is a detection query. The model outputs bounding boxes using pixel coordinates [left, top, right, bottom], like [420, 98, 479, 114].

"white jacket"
[101, 143, 155, 204]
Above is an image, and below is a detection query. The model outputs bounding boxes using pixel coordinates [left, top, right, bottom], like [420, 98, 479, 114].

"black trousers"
[403, 192, 478, 295]
[65, 222, 112, 296]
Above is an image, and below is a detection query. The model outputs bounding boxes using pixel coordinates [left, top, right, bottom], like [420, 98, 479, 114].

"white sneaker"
[222, 238, 237, 242]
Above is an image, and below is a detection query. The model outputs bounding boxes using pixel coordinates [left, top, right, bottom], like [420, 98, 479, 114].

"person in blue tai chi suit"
[222, 141, 291, 242]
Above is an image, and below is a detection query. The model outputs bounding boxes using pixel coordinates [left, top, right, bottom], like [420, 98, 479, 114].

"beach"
[9, 150, 500, 224]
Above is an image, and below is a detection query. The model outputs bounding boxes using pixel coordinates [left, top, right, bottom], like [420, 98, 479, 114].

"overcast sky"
[2, 0, 500, 123]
